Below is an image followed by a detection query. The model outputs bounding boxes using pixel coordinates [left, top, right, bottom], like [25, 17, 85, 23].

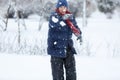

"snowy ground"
[0, 54, 120, 80]
[0, 11, 120, 80]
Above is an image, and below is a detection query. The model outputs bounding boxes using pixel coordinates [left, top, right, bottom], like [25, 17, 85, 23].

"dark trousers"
[50, 50, 76, 80]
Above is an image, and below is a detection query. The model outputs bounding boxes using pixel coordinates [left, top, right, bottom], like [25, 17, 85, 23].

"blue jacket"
[47, 12, 79, 58]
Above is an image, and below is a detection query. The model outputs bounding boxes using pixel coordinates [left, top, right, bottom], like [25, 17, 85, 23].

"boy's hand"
[62, 14, 73, 20]
[77, 35, 82, 45]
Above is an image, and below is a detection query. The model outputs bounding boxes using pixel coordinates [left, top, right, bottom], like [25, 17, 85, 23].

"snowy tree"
[83, 0, 87, 27]
[114, 0, 120, 18]
[97, 0, 116, 18]
[43, 1, 55, 20]
[86, 0, 97, 17]
[68, 1, 81, 17]
[0, 0, 13, 31]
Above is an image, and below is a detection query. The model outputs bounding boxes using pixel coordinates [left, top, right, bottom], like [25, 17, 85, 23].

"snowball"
[54, 41, 57, 45]
[49, 24, 54, 28]
[51, 25, 54, 28]
[52, 16, 58, 23]
[60, 21, 66, 27]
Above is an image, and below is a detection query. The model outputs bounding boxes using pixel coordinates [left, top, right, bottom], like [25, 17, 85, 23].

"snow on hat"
[56, 0, 68, 8]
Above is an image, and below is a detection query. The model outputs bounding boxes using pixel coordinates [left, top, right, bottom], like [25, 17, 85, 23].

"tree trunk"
[83, 0, 87, 27]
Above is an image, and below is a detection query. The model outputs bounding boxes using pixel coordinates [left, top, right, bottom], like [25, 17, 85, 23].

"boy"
[47, 0, 82, 80]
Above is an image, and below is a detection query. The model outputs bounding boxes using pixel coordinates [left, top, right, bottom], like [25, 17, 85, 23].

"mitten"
[62, 14, 73, 20]
[77, 35, 82, 45]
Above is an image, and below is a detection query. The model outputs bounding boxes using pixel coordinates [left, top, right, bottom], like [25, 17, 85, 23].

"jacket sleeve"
[70, 16, 82, 35]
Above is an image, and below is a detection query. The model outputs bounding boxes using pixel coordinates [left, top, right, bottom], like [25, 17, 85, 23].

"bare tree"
[10, 0, 23, 46]
[4, 5, 11, 31]
[0, 4, 11, 31]
[38, 0, 55, 31]
[83, 0, 87, 27]
[38, 0, 45, 31]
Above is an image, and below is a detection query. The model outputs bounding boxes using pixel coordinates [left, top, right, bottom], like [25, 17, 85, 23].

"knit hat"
[56, 0, 68, 8]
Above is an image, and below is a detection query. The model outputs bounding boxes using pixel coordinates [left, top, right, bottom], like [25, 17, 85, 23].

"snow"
[77, 57, 120, 80]
[54, 41, 57, 45]
[0, 11, 120, 80]
[0, 54, 120, 80]
[0, 54, 51, 80]
[74, 11, 120, 57]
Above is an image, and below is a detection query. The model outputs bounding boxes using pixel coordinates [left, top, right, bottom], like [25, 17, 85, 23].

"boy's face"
[58, 6, 67, 15]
